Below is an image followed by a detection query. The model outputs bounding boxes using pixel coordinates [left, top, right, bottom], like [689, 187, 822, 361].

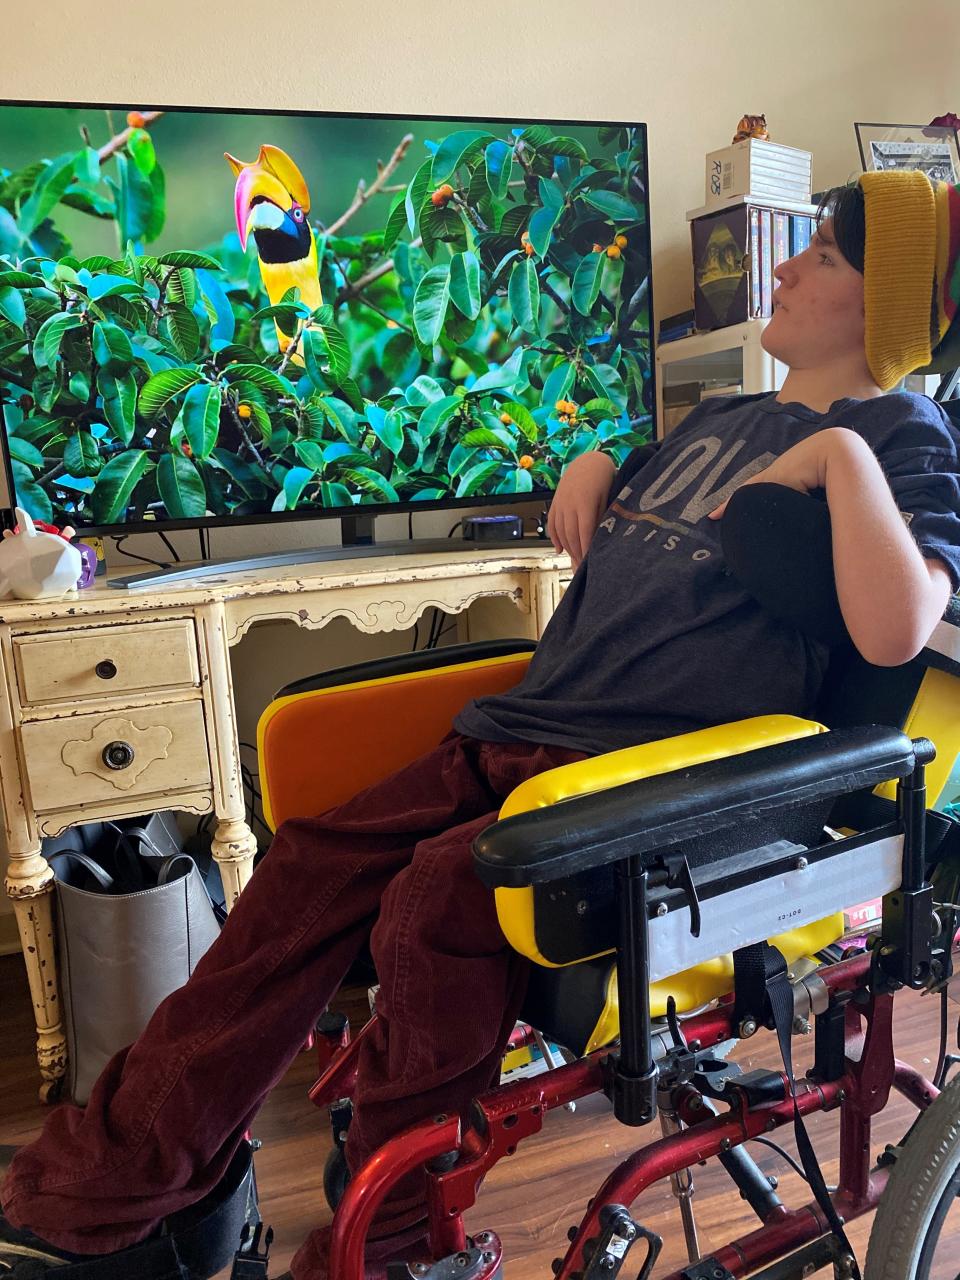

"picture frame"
[855, 121, 960, 184]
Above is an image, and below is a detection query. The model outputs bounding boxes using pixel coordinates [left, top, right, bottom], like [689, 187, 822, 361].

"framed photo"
[855, 122, 960, 183]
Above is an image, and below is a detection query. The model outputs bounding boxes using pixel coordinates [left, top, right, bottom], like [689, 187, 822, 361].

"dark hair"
[816, 182, 866, 274]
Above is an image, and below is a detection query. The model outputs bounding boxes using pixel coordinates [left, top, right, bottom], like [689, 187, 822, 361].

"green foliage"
[0, 118, 652, 526]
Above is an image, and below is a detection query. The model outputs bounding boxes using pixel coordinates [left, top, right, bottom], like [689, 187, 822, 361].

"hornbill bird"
[224, 143, 322, 354]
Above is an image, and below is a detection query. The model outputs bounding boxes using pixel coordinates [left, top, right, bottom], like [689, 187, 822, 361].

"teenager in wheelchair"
[4, 171, 960, 1280]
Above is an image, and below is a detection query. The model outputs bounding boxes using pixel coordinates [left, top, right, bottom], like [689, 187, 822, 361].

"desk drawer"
[13, 620, 200, 706]
[21, 700, 211, 813]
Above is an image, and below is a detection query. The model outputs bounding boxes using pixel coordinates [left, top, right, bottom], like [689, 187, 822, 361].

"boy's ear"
[720, 483, 851, 647]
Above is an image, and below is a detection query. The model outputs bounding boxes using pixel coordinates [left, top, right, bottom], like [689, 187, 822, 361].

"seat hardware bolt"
[656, 902, 668, 917]
[795, 856, 809, 870]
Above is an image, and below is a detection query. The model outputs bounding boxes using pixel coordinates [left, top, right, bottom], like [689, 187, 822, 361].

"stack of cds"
[704, 138, 812, 210]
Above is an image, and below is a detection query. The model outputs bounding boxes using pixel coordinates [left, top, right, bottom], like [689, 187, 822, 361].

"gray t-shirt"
[454, 391, 960, 755]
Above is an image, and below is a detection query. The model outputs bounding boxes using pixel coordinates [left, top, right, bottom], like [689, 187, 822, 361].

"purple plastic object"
[75, 541, 98, 588]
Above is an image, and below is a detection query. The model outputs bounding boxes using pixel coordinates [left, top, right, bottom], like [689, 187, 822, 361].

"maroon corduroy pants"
[2, 733, 584, 1278]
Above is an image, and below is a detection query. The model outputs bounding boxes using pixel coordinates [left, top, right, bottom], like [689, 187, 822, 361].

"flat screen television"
[0, 100, 655, 563]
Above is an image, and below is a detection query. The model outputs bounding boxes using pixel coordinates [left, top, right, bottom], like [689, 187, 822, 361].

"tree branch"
[226, 399, 267, 469]
[338, 235, 423, 299]
[323, 133, 416, 237]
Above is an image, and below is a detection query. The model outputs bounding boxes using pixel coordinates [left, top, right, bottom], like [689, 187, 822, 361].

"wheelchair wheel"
[323, 1145, 350, 1211]
[864, 1072, 960, 1278]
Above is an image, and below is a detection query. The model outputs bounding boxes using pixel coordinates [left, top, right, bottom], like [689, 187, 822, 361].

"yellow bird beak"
[224, 144, 312, 251]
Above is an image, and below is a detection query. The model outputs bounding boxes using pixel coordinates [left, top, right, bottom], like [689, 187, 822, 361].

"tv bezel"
[0, 97, 656, 538]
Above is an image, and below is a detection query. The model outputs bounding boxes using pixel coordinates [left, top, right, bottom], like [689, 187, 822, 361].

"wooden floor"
[1, 952, 958, 1278]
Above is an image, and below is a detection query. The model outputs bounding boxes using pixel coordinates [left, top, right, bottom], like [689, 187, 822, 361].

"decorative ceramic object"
[0, 507, 83, 600]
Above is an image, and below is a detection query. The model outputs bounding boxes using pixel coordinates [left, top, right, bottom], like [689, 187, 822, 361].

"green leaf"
[158, 452, 206, 518]
[412, 265, 451, 345]
[91, 449, 150, 525]
[0, 286, 26, 329]
[17, 154, 76, 235]
[6, 436, 44, 467]
[33, 312, 84, 369]
[583, 363, 628, 414]
[11, 463, 53, 522]
[320, 481, 355, 508]
[572, 252, 606, 315]
[461, 427, 511, 449]
[382, 191, 408, 255]
[86, 273, 146, 300]
[582, 190, 638, 221]
[499, 400, 538, 441]
[293, 440, 325, 470]
[548, 136, 589, 161]
[449, 251, 481, 320]
[339, 467, 399, 502]
[508, 466, 535, 493]
[484, 139, 514, 200]
[432, 130, 496, 184]
[0, 270, 44, 288]
[69, 370, 91, 402]
[455, 459, 501, 497]
[221, 363, 297, 398]
[541, 360, 576, 408]
[282, 465, 315, 509]
[247, 400, 273, 444]
[64, 431, 101, 477]
[405, 374, 446, 406]
[75, 146, 101, 185]
[127, 128, 156, 176]
[508, 257, 540, 332]
[210, 447, 267, 497]
[581, 396, 619, 418]
[469, 346, 524, 395]
[538, 177, 564, 211]
[365, 404, 405, 454]
[92, 321, 134, 372]
[111, 153, 154, 244]
[139, 367, 203, 417]
[405, 157, 434, 235]
[167, 267, 197, 308]
[418, 395, 461, 440]
[157, 250, 223, 270]
[301, 328, 327, 391]
[528, 202, 562, 259]
[321, 397, 360, 444]
[182, 383, 222, 459]
[164, 305, 200, 361]
[520, 125, 553, 149]
[317, 324, 351, 384]
[98, 371, 138, 445]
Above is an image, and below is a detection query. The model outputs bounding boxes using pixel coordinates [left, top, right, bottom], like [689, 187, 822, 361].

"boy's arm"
[710, 426, 953, 666]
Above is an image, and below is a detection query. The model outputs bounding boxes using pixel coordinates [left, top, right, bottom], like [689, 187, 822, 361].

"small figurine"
[6, 517, 97, 588]
[0, 508, 84, 599]
[733, 114, 770, 144]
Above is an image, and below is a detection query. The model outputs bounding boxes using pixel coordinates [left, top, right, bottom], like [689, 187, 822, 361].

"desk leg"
[4, 849, 65, 1103]
[197, 601, 259, 910]
[211, 817, 258, 909]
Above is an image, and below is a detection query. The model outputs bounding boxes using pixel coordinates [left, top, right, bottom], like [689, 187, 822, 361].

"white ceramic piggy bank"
[0, 507, 83, 600]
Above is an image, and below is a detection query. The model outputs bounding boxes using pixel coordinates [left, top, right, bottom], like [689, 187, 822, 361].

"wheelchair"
[253, 489, 960, 1280]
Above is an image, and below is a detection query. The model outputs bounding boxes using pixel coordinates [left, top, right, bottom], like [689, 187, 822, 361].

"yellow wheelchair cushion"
[497, 714, 845, 1049]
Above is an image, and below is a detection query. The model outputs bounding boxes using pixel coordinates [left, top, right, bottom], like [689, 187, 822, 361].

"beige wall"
[2, 0, 959, 947]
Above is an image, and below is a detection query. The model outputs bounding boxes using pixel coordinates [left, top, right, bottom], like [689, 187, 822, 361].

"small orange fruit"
[614, 234, 628, 248]
[181, 441, 193, 457]
[606, 244, 622, 259]
[592, 243, 603, 254]
[431, 183, 455, 207]
[499, 412, 513, 424]
[519, 454, 534, 469]
[126, 111, 146, 129]
[237, 403, 252, 419]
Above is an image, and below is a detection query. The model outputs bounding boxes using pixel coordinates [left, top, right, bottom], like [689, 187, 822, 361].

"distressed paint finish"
[0, 544, 568, 1091]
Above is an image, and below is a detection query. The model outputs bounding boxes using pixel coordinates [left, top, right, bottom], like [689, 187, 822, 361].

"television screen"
[0, 102, 654, 534]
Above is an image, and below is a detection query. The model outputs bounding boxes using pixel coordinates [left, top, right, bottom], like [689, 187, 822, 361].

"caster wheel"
[39, 1077, 63, 1105]
[323, 1145, 350, 1212]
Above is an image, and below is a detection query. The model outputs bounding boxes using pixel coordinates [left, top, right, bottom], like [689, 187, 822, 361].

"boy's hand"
[708, 427, 855, 519]
[547, 450, 616, 567]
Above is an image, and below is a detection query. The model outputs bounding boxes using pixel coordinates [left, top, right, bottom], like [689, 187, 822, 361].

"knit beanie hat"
[859, 169, 960, 390]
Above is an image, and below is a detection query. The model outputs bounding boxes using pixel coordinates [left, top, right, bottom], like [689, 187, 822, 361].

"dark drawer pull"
[102, 740, 135, 770]
[95, 660, 117, 680]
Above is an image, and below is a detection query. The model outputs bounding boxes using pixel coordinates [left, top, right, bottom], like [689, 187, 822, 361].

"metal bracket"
[389, 1235, 503, 1279]
[680, 1259, 735, 1280]
[582, 1204, 662, 1280]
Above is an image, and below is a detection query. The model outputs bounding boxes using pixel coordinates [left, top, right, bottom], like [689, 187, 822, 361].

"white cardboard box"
[705, 138, 811, 209]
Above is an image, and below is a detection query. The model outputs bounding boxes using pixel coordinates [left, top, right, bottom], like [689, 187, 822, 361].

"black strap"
[48, 851, 115, 893]
[733, 942, 861, 1279]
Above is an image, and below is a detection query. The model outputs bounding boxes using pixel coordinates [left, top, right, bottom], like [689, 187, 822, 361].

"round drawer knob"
[102, 740, 135, 770]
[95, 660, 118, 680]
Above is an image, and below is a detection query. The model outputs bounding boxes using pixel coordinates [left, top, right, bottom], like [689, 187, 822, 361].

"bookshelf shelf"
[654, 320, 786, 437]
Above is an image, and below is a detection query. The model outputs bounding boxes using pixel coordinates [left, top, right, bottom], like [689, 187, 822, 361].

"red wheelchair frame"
[300, 729, 957, 1280]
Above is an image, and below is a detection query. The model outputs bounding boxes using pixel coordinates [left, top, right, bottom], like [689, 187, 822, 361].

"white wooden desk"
[0, 542, 570, 1098]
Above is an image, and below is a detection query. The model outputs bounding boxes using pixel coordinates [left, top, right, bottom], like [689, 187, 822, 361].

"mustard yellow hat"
[859, 170, 960, 390]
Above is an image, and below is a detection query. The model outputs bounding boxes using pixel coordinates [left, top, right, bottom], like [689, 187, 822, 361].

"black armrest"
[473, 724, 917, 887]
